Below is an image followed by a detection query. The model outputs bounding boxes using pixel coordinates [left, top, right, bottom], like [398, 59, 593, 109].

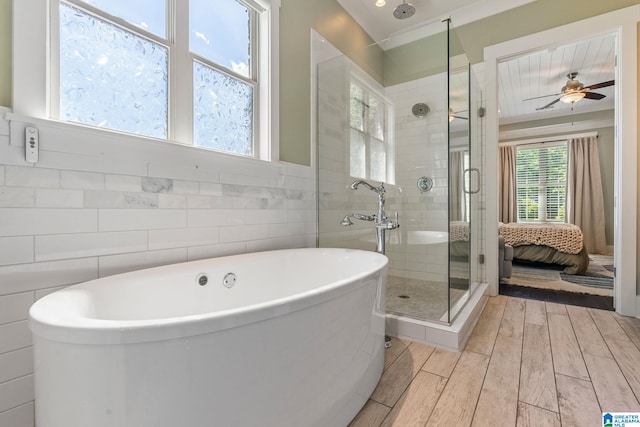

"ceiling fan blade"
[584, 80, 615, 90]
[522, 93, 563, 101]
[452, 115, 468, 120]
[583, 92, 606, 100]
[536, 97, 561, 110]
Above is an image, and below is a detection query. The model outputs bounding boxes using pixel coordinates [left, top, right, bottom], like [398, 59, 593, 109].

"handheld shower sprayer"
[340, 215, 354, 226]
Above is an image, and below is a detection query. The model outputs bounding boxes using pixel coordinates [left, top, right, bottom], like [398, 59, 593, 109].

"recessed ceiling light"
[375, 0, 386, 7]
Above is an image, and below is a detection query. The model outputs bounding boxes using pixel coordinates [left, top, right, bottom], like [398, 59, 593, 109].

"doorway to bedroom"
[494, 33, 616, 309]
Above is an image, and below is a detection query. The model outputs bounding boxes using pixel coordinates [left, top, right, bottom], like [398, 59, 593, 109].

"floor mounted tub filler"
[29, 248, 388, 427]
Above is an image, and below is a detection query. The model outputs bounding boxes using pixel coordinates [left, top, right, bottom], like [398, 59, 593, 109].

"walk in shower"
[316, 19, 486, 347]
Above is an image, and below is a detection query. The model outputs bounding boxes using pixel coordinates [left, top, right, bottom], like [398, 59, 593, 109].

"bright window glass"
[193, 62, 254, 155]
[349, 129, 366, 179]
[53, 0, 266, 158]
[189, 0, 251, 78]
[59, 3, 168, 138]
[369, 139, 386, 182]
[78, 0, 166, 37]
[516, 143, 567, 222]
[349, 80, 389, 182]
[350, 84, 364, 132]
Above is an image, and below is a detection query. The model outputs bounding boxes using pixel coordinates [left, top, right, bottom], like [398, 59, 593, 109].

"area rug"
[500, 255, 614, 297]
[386, 275, 467, 321]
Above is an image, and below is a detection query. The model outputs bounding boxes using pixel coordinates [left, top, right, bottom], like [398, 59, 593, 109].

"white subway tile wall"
[317, 59, 452, 283]
[0, 402, 34, 427]
[384, 74, 451, 282]
[0, 116, 316, 425]
[316, 59, 488, 317]
[0, 237, 33, 266]
[35, 188, 84, 208]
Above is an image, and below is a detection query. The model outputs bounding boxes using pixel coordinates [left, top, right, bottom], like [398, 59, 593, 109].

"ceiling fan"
[449, 108, 468, 122]
[523, 72, 615, 111]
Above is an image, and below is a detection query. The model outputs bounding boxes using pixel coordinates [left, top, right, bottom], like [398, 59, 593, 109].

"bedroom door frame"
[483, 5, 639, 317]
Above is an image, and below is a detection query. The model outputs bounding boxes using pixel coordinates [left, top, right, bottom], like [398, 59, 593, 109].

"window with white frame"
[516, 142, 567, 222]
[349, 80, 392, 183]
[14, 0, 275, 159]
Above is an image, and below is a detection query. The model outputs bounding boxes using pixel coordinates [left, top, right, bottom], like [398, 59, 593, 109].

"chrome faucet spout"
[340, 213, 375, 226]
[345, 179, 399, 254]
[350, 179, 384, 194]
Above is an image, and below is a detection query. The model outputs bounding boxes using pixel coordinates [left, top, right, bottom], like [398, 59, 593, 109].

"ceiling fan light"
[375, 0, 386, 7]
[560, 91, 586, 104]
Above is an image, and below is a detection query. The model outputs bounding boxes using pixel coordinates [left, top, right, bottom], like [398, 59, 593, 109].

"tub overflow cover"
[223, 272, 237, 288]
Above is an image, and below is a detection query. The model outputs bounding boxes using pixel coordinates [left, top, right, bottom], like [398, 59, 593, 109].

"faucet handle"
[379, 212, 400, 230]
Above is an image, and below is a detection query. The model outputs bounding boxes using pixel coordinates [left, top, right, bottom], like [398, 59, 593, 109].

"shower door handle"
[463, 168, 480, 194]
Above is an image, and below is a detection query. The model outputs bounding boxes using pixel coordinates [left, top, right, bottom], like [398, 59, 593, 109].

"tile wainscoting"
[0, 113, 316, 425]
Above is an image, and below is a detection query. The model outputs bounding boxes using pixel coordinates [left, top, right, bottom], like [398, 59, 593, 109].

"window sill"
[2, 111, 283, 182]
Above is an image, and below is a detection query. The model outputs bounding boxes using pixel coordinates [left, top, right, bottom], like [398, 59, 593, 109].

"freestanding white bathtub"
[29, 248, 388, 427]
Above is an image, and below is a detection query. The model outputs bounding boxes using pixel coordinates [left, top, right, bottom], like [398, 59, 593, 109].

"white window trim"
[502, 133, 596, 225]
[349, 78, 384, 180]
[12, 0, 280, 162]
[348, 68, 396, 186]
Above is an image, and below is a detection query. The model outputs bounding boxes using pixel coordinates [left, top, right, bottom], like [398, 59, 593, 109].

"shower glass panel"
[448, 24, 472, 322]
[316, 19, 481, 325]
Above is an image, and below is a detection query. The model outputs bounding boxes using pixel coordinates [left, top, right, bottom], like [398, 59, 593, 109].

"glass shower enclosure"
[316, 20, 484, 325]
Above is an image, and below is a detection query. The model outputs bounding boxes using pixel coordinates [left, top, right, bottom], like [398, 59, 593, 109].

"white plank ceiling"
[498, 33, 617, 125]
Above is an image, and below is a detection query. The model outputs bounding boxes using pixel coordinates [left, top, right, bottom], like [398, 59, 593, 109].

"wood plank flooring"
[350, 296, 640, 427]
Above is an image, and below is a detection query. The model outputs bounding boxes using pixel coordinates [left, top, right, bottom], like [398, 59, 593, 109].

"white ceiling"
[337, 0, 536, 45]
[498, 34, 617, 124]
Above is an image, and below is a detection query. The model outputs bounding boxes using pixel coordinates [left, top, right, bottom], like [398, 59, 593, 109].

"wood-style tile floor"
[350, 295, 640, 427]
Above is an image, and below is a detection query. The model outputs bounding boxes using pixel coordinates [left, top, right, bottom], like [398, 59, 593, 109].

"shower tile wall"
[385, 75, 449, 283]
[317, 57, 449, 283]
[0, 114, 316, 425]
[317, 56, 379, 253]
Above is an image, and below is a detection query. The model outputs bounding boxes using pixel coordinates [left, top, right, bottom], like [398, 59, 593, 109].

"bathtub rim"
[29, 248, 388, 346]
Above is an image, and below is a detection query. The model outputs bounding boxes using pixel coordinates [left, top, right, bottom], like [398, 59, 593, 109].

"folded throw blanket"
[499, 222, 583, 254]
[450, 221, 469, 242]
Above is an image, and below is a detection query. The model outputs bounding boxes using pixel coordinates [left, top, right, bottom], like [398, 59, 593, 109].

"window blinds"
[515, 142, 567, 222]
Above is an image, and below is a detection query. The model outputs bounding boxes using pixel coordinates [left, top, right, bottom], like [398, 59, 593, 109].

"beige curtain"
[567, 136, 607, 254]
[499, 145, 517, 223]
[449, 151, 466, 221]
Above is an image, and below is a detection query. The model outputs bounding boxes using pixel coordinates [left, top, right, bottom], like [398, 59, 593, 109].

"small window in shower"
[349, 80, 392, 183]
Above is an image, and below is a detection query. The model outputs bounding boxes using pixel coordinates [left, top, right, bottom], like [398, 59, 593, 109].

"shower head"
[411, 103, 430, 117]
[393, 1, 415, 19]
